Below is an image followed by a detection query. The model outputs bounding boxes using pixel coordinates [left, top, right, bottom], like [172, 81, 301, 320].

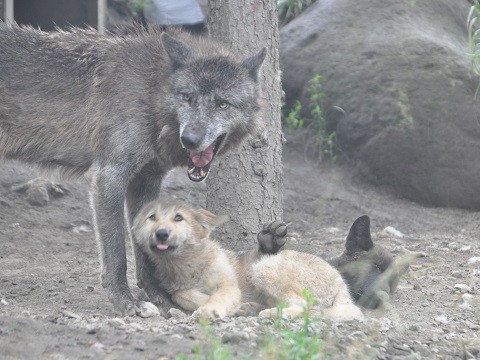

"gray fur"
[0, 23, 265, 315]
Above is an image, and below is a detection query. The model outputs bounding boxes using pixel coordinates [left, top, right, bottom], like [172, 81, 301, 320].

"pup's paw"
[257, 220, 288, 254]
[193, 305, 226, 320]
[235, 302, 266, 317]
[136, 301, 160, 318]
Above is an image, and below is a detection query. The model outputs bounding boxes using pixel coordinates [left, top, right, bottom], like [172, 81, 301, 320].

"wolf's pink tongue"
[190, 144, 214, 167]
[156, 244, 169, 251]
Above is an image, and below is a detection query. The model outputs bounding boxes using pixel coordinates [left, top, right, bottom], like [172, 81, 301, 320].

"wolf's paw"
[193, 305, 226, 320]
[257, 220, 288, 254]
[136, 301, 160, 318]
[235, 302, 267, 317]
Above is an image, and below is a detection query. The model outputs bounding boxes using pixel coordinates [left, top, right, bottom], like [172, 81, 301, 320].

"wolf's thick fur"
[0, 23, 265, 315]
[132, 198, 364, 321]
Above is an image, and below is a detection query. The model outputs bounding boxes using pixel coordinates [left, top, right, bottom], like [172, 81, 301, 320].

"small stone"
[459, 245, 472, 252]
[409, 325, 419, 331]
[222, 330, 249, 344]
[382, 226, 404, 238]
[454, 284, 472, 294]
[413, 284, 421, 290]
[129, 323, 144, 331]
[167, 308, 187, 319]
[451, 271, 463, 279]
[136, 301, 160, 318]
[109, 318, 126, 329]
[91, 342, 106, 350]
[61, 310, 82, 320]
[326, 227, 340, 234]
[467, 257, 480, 265]
[434, 315, 448, 324]
[86, 286, 94, 292]
[1, 299, 9, 305]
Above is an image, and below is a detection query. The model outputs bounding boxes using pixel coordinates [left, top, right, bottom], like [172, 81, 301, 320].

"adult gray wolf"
[0, 23, 266, 315]
[132, 198, 364, 321]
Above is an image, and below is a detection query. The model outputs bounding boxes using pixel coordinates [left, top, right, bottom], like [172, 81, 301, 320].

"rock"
[467, 257, 480, 266]
[409, 325, 419, 332]
[61, 310, 82, 320]
[434, 315, 448, 325]
[167, 308, 188, 320]
[12, 178, 69, 206]
[221, 330, 249, 344]
[108, 318, 126, 329]
[280, 0, 480, 209]
[451, 271, 463, 279]
[382, 226, 404, 238]
[136, 301, 160, 318]
[454, 284, 472, 294]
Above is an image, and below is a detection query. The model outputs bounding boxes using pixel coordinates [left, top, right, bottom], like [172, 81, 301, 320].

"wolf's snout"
[181, 132, 201, 150]
[155, 229, 170, 243]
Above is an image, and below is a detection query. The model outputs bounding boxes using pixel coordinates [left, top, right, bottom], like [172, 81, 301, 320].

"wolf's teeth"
[200, 169, 206, 178]
[188, 168, 195, 175]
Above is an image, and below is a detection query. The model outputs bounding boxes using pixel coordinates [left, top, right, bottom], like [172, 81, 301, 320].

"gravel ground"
[1, 130, 480, 359]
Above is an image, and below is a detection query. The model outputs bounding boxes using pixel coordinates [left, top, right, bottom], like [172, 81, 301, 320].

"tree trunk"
[0, 0, 4, 21]
[206, 0, 283, 250]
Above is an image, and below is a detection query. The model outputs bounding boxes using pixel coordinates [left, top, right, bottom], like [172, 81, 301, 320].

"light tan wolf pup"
[132, 198, 363, 321]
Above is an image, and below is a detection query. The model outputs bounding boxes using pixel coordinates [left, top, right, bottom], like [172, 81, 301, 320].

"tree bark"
[206, 0, 283, 250]
[0, 0, 4, 22]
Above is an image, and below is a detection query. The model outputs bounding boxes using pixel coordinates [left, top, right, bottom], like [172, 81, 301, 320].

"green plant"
[177, 318, 230, 360]
[277, 0, 317, 27]
[261, 290, 325, 360]
[284, 74, 342, 162]
[285, 100, 305, 128]
[126, 0, 148, 12]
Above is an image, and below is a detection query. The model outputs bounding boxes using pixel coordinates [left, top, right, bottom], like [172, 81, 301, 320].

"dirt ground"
[1, 130, 480, 359]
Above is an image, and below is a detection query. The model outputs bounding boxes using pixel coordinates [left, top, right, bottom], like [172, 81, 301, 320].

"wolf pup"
[0, 24, 266, 315]
[259, 216, 410, 309]
[132, 198, 364, 321]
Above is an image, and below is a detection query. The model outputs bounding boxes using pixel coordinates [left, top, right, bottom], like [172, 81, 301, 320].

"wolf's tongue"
[189, 144, 215, 167]
[156, 244, 169, 251]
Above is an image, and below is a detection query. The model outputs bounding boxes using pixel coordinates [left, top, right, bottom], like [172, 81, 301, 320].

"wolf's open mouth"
[187, 134, 226, 182]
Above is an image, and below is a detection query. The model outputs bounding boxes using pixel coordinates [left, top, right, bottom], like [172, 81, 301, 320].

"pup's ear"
[242, 48, 267, 81]
[194, 209, 228, 232]
[161, 33, 194, 68]
[345, 215, 374, 253]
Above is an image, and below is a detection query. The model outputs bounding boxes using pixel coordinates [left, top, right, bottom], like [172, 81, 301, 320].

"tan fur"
[132, 198, 364, 321]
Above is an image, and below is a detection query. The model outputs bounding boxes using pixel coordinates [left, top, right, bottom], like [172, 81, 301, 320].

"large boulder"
[280, 0, 480, 209]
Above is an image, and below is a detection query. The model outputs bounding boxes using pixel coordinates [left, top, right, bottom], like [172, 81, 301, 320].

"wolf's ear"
[161, 33, 194, 68]
[345, 215, 374, 253]
[242, 48, 267, 81]
[194, 209, 228, 232]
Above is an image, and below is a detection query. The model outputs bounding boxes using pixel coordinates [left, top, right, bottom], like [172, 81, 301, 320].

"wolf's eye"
[174, 214, 183, 222]
[148, 214, 156, 221]
[218, 101, 229, 109]
[181, 93, 191, 102]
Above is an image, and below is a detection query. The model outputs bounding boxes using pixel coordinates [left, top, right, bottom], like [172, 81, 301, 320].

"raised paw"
[257, 220, 288, 254]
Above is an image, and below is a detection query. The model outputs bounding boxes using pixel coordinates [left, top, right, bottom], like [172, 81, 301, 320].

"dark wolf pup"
[0, 23, 266, 315]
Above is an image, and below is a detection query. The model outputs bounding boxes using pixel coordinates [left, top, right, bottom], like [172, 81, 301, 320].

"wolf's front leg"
[91, 167, 138, 315]
[193, 284, 242, 319]
[172, 289, 211, 312]
[126, 161, 175, 315]
[257, 220, 288, 254]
